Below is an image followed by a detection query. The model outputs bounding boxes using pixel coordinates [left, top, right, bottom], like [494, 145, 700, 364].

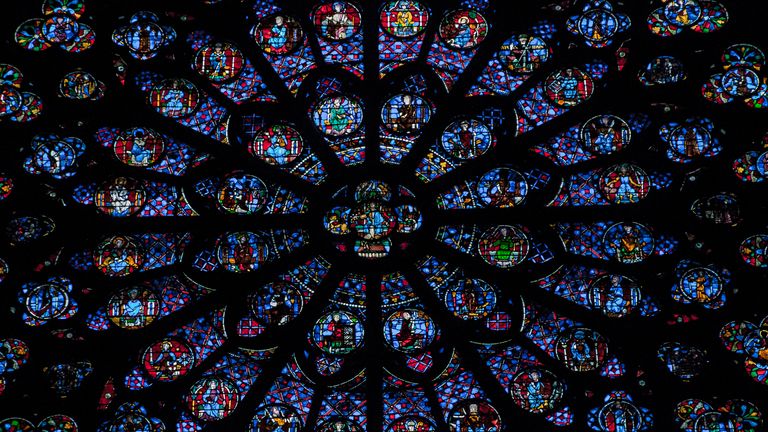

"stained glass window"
[1, 0, 768, 431]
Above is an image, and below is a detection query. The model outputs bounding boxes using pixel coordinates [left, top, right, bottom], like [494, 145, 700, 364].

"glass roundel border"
[1, 0, 768, 432]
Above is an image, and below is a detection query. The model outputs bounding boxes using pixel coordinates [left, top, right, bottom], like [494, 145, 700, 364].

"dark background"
[1, 0, 768, 430]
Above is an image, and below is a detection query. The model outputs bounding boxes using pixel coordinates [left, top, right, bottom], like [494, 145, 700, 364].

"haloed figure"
[323, 2, 354, 39]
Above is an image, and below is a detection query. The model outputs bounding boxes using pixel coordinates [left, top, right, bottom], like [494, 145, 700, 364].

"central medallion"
[324, 180, 422, 259]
